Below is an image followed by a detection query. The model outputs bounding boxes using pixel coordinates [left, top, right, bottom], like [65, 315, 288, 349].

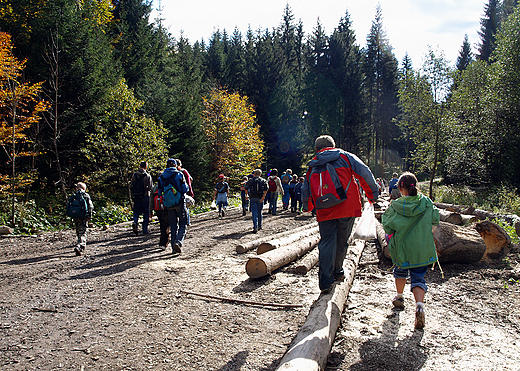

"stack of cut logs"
[235, 198, 517, 371]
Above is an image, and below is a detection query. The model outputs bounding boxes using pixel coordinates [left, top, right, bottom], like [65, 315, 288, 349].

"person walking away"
[131, 161, 153, 235]
[245, 169, 268, 233]
[175, 159, 194, 225]
[67, 182, 94, 256]
[382, 172, 440, 329]
[149, 172, 170, 250]
[213, 174, 229, 217]
[389, 172, 400, 200]
[294, 176, 304, 214]
[280, 169, 292, 210]
[240, 176, 249, 216]
[289, 174, 298, 213]
[158, 159, 189, 254]
[302, 135, 379, 294]
[267, 168, 283, 215]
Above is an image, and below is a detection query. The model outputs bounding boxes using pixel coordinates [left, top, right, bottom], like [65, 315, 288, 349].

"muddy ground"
[0, 201, 519, 370]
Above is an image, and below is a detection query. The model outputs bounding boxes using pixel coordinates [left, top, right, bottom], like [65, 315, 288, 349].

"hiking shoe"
[74, 246, 82, 256]
[320, 287, 331, 294]
[334, 273, 345, 282]
[173, 243, 182, 254]
[221, 209, 225, 217]
[258, 226, 262, 231]
[159, 245, 167, 251]
[415, 306, 425, 329]
[132, 223, 138, 236]
[253, 228, 258, 234]
[242, 209, 246, 216]
[392, 296, 405, 309]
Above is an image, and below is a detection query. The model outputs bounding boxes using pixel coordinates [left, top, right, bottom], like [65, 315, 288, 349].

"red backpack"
[307, 161, 353, 210]
[268, 177, 277, 192]
[153, 190, 164, 211]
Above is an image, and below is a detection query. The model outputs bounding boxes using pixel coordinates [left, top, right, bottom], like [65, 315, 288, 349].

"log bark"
[275, 240, 366, 371]
[246, 234, 320, 278]
[294, 248, 319, 275]
[0, 226, 13, 235]
[461, 214, 480, 225]
[439, 209, 463, 225]
[257, 226, 320, 255]
[474, 220, 511, 261]
[433, 222, 486, 264]
[236, 222, 318, 253]
[434, 202, 475, 215]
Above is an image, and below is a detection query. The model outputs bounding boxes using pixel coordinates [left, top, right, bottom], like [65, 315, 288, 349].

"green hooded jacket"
[382, 193, 440, 268]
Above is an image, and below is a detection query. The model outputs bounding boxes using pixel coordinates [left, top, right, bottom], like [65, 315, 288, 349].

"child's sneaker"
[415, 305, 425, 329]
[392, 296, 405, 309]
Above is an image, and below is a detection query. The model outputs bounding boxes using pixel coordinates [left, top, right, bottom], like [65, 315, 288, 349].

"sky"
[150, 0, 485, 68]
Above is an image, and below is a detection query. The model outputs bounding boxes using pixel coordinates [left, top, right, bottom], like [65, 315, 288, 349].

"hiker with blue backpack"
[66, 182, 94, 256]
[158, 159, 189, 254]
[131, 161, 153, 236]
[302, 135, 379, 294]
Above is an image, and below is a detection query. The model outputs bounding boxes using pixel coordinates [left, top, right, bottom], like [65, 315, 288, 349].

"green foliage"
[90, 203, 132, 227]
[0, 198, 53, 234]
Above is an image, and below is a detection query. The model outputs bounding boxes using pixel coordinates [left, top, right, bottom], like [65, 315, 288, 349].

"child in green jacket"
[382, 172, 440, 329]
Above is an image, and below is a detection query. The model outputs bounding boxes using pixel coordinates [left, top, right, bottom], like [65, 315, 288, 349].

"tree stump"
[475, 220, 511, 261]
[433, 222, 486, 264]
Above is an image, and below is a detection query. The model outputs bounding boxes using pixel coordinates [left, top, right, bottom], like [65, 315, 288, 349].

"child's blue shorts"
[393, 265, 428, 293]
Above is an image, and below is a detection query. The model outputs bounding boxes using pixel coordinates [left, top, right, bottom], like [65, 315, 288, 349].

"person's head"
[253, 168, 262, 177]
[140, 161, 148, 169]
[298, 177, 304, 183]
[166, 158, 177, 168]
[175, 159, 182, 168]
[292, 174, 297, 180]
[242, 176, 248, 181]
[219, 174, 225, 181]
[315, 135, 335, 151]
[398, 172, 418, 196]
[271, 168, 278, 176]
[286, 169, 292, 175]
[76, 182, 87, 191]
[392, 172, 398, 179]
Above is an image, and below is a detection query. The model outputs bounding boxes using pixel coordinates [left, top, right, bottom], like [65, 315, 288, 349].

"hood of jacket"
[307, 148, 341, 167]
[389, 194, 433, 217]
[161, 167, 178, 180]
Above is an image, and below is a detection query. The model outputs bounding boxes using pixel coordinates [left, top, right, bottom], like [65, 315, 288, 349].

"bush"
[90, 203, 132, 227]
[0, 198, 54, 234]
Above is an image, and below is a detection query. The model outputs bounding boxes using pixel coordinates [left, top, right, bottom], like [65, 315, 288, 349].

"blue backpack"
[162, 183, 181, 208]
[66, 191, 88, 219]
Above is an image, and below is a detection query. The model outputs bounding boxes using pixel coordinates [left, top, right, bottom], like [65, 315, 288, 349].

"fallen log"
[246, 234, 320, 278]
[375, 219, 390, 259]
[236, 222, 318, 253]
[439, 209, 463, 225]
[433, 222, 486, 264]
[461, 214, 480, 225]
[293, 248, 319, 275]
[276, 240, 366, 371]
[0, 226, 13, 235]
[434, 202, 475, 215]
[257, 226, 320, 255]
[475, 220, 511, 261]
[471, 209, 520, 225]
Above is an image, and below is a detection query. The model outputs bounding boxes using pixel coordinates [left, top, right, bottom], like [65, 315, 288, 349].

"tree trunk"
[294, 248, 319, 275]
[433, 222, 486, 264]
[236, 222, 318, 253]
[434, 202, 475, 214]
[475, 220, 511, 261]
[439, 209, 463, 225]
[375, 219, 390, 259]
[246, 234, 320, 278]
[275, 240, 365, 371]
[257, 226, 320, 255]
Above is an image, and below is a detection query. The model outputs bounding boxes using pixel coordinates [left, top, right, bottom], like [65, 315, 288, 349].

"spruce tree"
[477, 0, 498, 62]
[457, 34, 473, 72]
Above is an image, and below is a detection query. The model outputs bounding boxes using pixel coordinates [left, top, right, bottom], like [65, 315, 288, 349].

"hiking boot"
[74, 246, 82, 256]
[252, 228, 258, 234]
[242, 209, 246, 216]
[159, 245, 167, 251]
[334, 273, 345, 282]
[221, 209, 225, 217]
[173, 243, 182, 254]
[132, 223, 138, 236]
[320, 287, 331, 294]
[258, 226, 262, 231]
[415, 306, 425, 329]
[392, 296, 405, 309]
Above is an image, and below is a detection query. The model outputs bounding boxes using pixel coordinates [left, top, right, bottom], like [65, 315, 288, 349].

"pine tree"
[477, 0, 498, 62]
[457, 34, 473, 72]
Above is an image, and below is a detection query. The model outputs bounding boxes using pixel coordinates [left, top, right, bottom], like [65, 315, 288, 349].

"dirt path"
[0, 204, 519, 370]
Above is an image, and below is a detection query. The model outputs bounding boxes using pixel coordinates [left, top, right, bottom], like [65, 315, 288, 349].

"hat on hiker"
[219, 174, 225, 179]
[167, 158, 177, 167]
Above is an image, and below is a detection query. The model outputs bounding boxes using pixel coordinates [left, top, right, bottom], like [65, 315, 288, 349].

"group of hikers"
[68, 134, 439, 330]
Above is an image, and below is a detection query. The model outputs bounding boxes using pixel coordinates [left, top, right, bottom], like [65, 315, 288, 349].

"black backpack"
[131, 173, 146, 200]
[250, 177, 267, 198]
[66, 191, 88, 219]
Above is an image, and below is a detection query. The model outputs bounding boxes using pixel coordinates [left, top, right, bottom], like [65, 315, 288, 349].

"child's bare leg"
[395, 278, 406, 294]
[412, 286, 425, 304]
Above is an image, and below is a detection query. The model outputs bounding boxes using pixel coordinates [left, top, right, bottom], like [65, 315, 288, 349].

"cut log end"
[245, 258, 268, 278]
[475, 220, 512, 261]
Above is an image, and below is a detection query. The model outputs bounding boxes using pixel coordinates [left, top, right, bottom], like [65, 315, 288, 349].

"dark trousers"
[167, 203, 188, 247]
[156, 209, 170, 247]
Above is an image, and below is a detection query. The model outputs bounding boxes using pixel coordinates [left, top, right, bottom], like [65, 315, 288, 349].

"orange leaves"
[202, 87, 264, 182]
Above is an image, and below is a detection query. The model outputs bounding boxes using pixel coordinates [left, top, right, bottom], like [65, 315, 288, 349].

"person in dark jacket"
[71, 182, 94, 256]
[131, 161, 153, 235]
[158, 159, 189, 254]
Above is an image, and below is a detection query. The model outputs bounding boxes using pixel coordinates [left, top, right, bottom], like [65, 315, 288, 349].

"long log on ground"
[257, 226, 320, 255]
[434, 202, 475, 215]
[276, 240, 366, 371]
[469, 209, 520, 225]
[433, 222, 486, 264]
[439, 209, 463, 225]
[246, 234, 320, 278]
[475, 220, 511, 261]
[294, 247, 319, 275]
[236, 222, 318, 253]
